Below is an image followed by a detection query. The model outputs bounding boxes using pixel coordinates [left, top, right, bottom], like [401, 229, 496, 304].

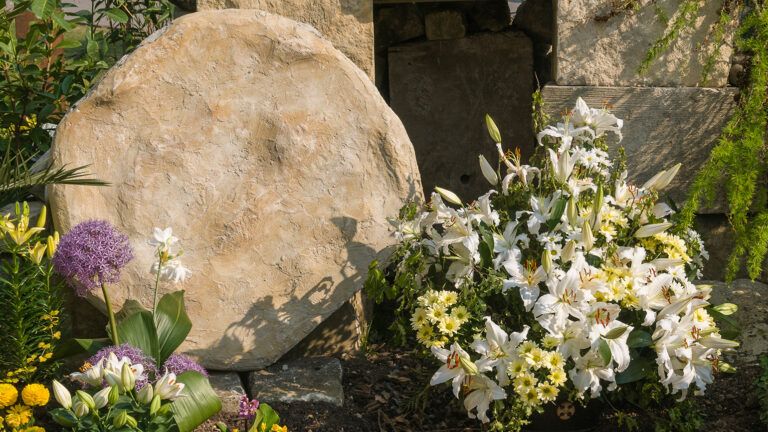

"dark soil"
[198, 345, 765, 432]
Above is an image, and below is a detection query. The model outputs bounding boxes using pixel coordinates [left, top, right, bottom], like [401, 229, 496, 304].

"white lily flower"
[150, 227, 178, 251]
[430, 343, 483, 398]
[92, 386, 111, 409]
[493, 222, 528, 271]
[533, 266, 591, 326]
[70, 359, 105, 387]
[151, 258, 191, 283]
[589, 320, 633, 372]
[463, 375, 506, 423]
[521, 194, 562, 235]
[468, 191, 500, 227]
[569, 350, 617, 398]
[503, 262, 546, 312]
[435, 187, 462, 206]
[471, 317, 529, 386]
[570, 97, 623, 140]
[548, 148, 576, 184]
[445, 243, 479, 287]
[154, 371, 186, 401]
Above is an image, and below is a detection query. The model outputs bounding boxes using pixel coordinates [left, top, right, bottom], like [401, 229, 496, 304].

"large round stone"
[49, 10, 421, 370]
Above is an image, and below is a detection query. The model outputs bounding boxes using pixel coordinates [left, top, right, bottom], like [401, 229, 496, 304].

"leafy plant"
[759, 356, 768, 425]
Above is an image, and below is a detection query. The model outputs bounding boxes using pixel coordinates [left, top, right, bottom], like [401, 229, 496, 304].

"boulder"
[554, 0, 736, 87]
[49, 10, 421, 370]
[248, 357, 344, 407]
[208, 372, 246, 414]
[196, 0, 374, 79]
[425, 10, 466, 41]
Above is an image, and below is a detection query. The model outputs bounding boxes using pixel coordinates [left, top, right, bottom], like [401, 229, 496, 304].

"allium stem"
[152, 252, 163, 315]
[101, 282, 120, 345]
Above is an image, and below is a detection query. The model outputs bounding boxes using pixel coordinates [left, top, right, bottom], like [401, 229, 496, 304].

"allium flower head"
[52, 220, 133, 296]
[86, 344, 157, 389]
[163, 353, 208, 377]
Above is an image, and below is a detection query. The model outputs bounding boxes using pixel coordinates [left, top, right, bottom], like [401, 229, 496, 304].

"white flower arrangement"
[371, 98, 738, 427]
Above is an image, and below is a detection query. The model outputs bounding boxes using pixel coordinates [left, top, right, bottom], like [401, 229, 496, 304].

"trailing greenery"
[759, 355, 768, 425]
[638, 0, 703, 74]
[0, 0, 174, 160]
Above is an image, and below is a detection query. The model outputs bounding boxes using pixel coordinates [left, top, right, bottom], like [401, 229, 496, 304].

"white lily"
[70, 359, 105, 387]
[92, 386, 111, 409]
[503, 262, 547, 312]
[471, 317, 529, 386]
[468, 191, 500, 227]
[589, 320, 633, 372]
[533, 266, 590, 326]
[52, 380, 72, 409]
[548, 148, 576, 184]
[149, 227, 178, 252]
[430, 343, 483, 398]
[570, 97, 623, 140]
[154, 371, 186, 401]
[492, 221, 528, 273]
[463, 375, 506, 423]
[569, 350, 617, 398]
[634, 222, 672, 238]
[642, 164, 681, 191]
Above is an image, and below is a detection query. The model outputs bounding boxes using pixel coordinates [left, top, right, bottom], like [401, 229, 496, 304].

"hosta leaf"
[116, 309, 159, 361]
[171, 372, 222, 432]
[154, 291, 192, 365]
[616, 356, 653, 384]
[626, 329, 652, 348]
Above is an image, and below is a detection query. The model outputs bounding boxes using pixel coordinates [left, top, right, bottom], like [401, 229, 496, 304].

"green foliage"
[759, 356, 768, 425]
[680, 2, 768, 280]
[638, 0, 703, 74]
[0, 0, 173, 160]
[0, 202, 63, 384]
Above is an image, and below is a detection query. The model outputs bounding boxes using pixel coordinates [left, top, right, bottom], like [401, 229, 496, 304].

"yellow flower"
[438, 290, 458, 307]
[425, 305, 447, 323]
[507, 359, 528, 376]
[545, 352, 565, 370]
[271, 425, 288, 432]
[0, 383, 19, 408]
[410, 308, 428, 330]
[513, 372, 537, 393]
[548, 369, 567, 386]
[5, 404, 32, 428]
[21, 383, 49, 407]
[22, 426, 45, 432]
[537, 383, 559, 402]
[450, 305, 469, 323]
[437, 315, 460, 336]
[28, 241, 47, 265]
[524, 348, 546, 367]
[416, 324, 435, 347]
[517, 341, 537, 356]
[520, 387, 540, 406]
[2, 204, 45, 246]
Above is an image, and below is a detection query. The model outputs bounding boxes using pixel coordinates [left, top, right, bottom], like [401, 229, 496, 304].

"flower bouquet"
[366, 98, 739, 429]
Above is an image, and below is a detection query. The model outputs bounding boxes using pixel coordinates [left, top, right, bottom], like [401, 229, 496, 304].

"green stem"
[152, 252, 162, 315]
[101, 282, 119, 345]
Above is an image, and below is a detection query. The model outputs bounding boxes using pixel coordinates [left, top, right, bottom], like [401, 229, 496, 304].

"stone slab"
[389, 31, 534, 201]
[555, 0, 736, 87]
[248, 357, 344, 407]
[49, 10, 422, 370]
[196, 0, 374, 79]
[208, 372, 246, 414]
[542, 85, 739, 213]
[425, 10, 466, 41]
[703, 279, 768, 365]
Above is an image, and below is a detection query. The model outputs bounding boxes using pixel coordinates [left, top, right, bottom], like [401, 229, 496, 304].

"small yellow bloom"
[517, 341, 537, 355]
[507, 359, 528, 376]
[410, 308, 428, 330]
[0, 383, 19, 408]
[21, 383, 49, 406]
[23, 426, 45, 432]
[524, 348, 546, 367]
[548, 369, 567, 386]
[520, 387, 540, 406]
[28, 241, 47, 264]
[513, 372, 537, 393]
[450, 305, 470, 323]
[52, 331, 61, 340]
[271, 425, 288, 432]
[437, 315, 460, 336]
[537, 383, 559, 402]
[425, 305, 447, 323]
[545, 352, 565, 370]
[5, 404, 32, 428]
[438, 290, 458, 306]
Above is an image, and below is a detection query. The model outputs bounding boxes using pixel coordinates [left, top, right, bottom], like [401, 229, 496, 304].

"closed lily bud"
[76, 390, 96, 411]
[121, 362, 136, 392]
[73, 399, 90, 417]
[542, 249, 553, 274]
[485, 114, 502, 144]
[150, 394, 161, 416]
[46, 232, 59, 258]
[36, 205, 46, 228]
[113, 410, 128, 428]
[634, 222, 672, 238]
[592, 184, 603, 227]
[567, 195, 578, 226]
[125, 414, 138, 428]
[478, 155, 498, 186]
[458, 354, 479, 375]
[582, 221, 594, 251]
[561, 240, 576, 263]
[699, 335, 739, 350]
[712, 303, 738, 316]
[434, 187, 462, 206]
[137, 384, 154, 404]
[108, 385, 120, 405]
[655, 163, 681, 191]
[642, 169, 666, 191]
[92, 387, 111, 409]
[52, 380, 72, 409]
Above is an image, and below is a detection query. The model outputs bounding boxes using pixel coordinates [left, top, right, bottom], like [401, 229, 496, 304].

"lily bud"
[36, 205, 46, 228]
[435, 187, 462, 206]
[655, 163, 681, 191]
[73, 399, 90, 417]
[149, 394, 161, 416]
[458, 355, 479, 376]
[108, 385, 120, 405]
[125, 415, 138, 428]
[137, 384, 154, 404]
[561, 240, 576, 263]
[567, 195, 578, 226]
[76, 390, 96, 411]
[712, 303, 738, 316]
[478, 155, 498, 186]
[121, 362, 136, 392]
[699, 336, 740, 350]
[52, 380, 72, 409]
[46, 232, 59, 258]
[92, 387, 111, 409]
[634, 222, 672, 238]
[113, 410, 128, 428]
[582, 221, 594, 251]
[592, 184, 603, 227]
[541, 249, 553, 274]
[485, 114, 502, 144]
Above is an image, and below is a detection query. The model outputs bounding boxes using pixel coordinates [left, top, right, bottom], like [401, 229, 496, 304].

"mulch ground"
[198, 344, 765, 432]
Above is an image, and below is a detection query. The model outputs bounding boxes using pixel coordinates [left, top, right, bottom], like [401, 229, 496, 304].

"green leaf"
[55, 38, 81, 49]
[171, 372, 222, 432]
[51, 11, 75, 30]
[116, 309, 159, 361]
[104, 8, 129, 23]
[708, 307, 741, 340]
[603, 325, 628, 340]
[30, 0, 56, 19]
[626, 329, 653, 348]
[598, 339, 612, 366]
[616, 356, 653, 384]
[154, 291, 193, 366]
[546, 198, 567, 230]
[116, 299, 149, 321]
[249, 403, 280, 432]
[86, 39, 99, 59]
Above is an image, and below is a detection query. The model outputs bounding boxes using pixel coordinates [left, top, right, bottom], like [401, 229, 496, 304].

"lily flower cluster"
[383, 98, 738, 425]
[50, 353, 184, 430]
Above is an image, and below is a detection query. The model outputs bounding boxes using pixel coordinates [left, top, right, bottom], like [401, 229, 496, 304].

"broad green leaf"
[51, 11, 75, 30]
[598, 339, 612, 366]
[86, 39, 99, 59]
[249, 403, 280, 432]
[603, 325, 628, 340]
[626, 329, 653, 348]
[30, 0, 56, 19]
[116, 299, 149, 321]
[55, 39, 81, 50]
[616, 356, 652, 384]
[708, 307, 741, 340]
[116, 309, 159, 361]
[154, 291, 193, 365]
[171, 372, 222, 432]
[53, 337, 111, 359]
[104, 8, 129, 23]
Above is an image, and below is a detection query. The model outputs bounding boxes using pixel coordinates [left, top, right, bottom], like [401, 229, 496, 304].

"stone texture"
[249, 357, 344, 406]
[49, 10, 422, 370]
[542, 85, 739, 213]
[196, 0, 373, 79]
[375, 5, 424, 47]
[466, 1, 511, 32]
[704, 279, 768, 365]
[555, 0, 736, 87]
[208, 372, 246, 414]
[513, 0, 553, 43]
[425, 10, 466, 41]
[389, 31, 534, 201]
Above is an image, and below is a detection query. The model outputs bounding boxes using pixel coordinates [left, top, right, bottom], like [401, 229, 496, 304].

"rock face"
[705, 280, 768, 365]
[49, 10, 421, 370]
[196, 0, 373, 78]
[555, 0, 736, 87]
[248, 357, 344, 407]
[389, 32, 534, 201]
[542, 85, 739, 213]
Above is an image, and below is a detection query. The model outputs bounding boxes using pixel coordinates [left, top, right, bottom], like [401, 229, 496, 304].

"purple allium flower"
[52, 220, 134, 296]
[162, 353, 208, 377]
[87, 344, 157, 389]
[238, 394, 259, 419]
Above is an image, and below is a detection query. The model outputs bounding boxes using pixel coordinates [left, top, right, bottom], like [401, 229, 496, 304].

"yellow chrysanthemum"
[426, 305, 447, 323]
[416, 324, 435, 346]
[410, 308, 428, 330]
[521, 387, 540, 406]
[549, 369, 567, 386]
[21, 383, 49, 407]
[517, 341, 537, 355]
[507, 359, 528, 377]
[438, 315, 461, 336]
[5, 404, 32, 428]
[524, 348, 546, 367]
[22, 426, 45, 432]
[438, 290, 458, 307]
[541, 335, 560, 349]
[450, 305, 470, 323]
[0, 383, 19, 408]
[537, 383, 559, 402]
[545, 352, 565, 370]
[513, 372, 537, 393]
